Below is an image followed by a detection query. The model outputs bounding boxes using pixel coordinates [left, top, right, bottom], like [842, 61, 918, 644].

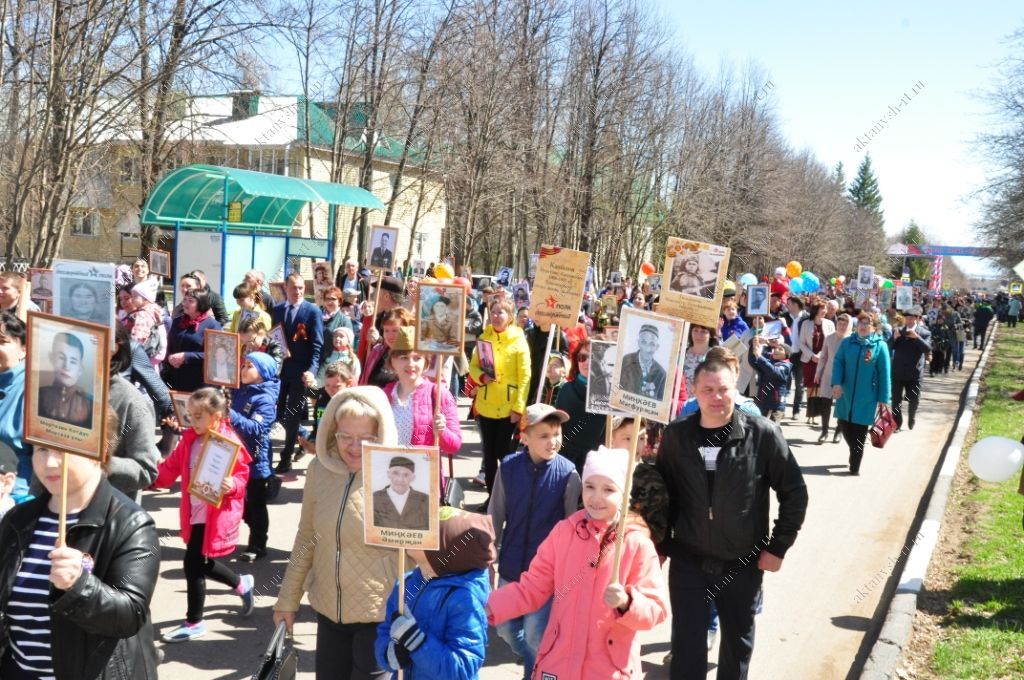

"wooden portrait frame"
[368, 225, 400, 272]
[28, 268, 54, 302]
[608, 307, 686, 425]
[149, 249, 172, 278]
[188, 430, 241, 508]
[415, 282, 467, 356]
[24, 312, 110, 461]
[746, 284, 770, 317]
[268, 281, 287, 305]
[362, 443, 440, 550]
[268, 323, 291, 359]
[586, 340, 627, 416]
[170, 391, 194, 429]
[204, 329, 241, 388]
[659, 237, 731, 328]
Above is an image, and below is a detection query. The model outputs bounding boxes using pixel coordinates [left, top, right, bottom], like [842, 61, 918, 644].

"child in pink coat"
[154, 387, 255, 643]
[487, 447, 670, 679]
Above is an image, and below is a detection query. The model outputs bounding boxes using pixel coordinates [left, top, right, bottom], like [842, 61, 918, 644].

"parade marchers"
[0, 259, 1001, 680]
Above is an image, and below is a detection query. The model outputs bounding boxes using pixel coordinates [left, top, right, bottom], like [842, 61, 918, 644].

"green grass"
[930, 327, 1024, 679]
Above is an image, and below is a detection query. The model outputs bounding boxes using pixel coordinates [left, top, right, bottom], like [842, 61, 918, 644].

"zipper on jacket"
[335, 473, 356, 622]
[849, 343, 865, 410]
[520, 462, 541, 575]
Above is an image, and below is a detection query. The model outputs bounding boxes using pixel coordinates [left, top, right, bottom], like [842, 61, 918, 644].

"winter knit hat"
[131, 278, 159, 303]
[424, 507, 496, 577]
[582, 446, 630, 491]
[332, 326, 354, 347]
[246, 351, 278, 383]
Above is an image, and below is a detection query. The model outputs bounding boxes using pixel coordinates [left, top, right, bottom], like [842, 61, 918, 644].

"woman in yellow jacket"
[469, 297, 532, 501]
[273, 386, 400, 679]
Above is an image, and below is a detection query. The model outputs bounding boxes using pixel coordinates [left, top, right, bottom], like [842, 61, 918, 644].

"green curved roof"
[141, 164, 384, 231]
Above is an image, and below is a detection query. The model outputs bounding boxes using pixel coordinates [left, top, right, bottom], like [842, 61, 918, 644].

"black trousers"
[477, 414, 518, 494]
[244, 477, 270, 551]
[184, 523, 240, 623]
[276, 378, 307, 467]
[669, 555, 763, 680]
[789, 356, 804, 415]
[838, 420, 869, 473]
[315, 615, 388, 680]
[890, 377, 920, 429]
[813, 398, 834, 435]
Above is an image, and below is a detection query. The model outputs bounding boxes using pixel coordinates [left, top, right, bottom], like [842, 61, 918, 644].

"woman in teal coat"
[831, 312, 891, 475]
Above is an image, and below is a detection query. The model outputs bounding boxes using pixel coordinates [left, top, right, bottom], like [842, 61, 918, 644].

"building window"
[71, 212, 101, 236]
[119, 157, 139, 184]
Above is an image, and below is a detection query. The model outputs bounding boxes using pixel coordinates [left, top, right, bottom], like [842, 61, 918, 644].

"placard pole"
[610, 418, 641, 585]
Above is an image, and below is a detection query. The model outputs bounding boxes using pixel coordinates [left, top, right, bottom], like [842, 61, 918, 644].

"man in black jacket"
[888, 306, 931, 431]
[657, 346, 807, 680]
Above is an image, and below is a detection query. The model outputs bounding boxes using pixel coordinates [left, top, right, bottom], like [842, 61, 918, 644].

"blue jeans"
[495, 577, 552, 679]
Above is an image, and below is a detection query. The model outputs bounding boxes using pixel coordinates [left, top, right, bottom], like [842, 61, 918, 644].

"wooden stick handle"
[396, 546, 406, 680]
[58, 452, 69, 546]
[605, 414, 613, 448]
[610, 420, 641, 585]
[535, 324, 558, 405]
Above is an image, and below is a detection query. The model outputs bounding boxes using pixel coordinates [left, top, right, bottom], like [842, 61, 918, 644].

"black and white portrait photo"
[52, 260, 116, 335]
[363, 444, 440, 549]
[747, 284, 770, 317]
[609, 307, 684, 424]
[585, 340, 625, 416]
[511, 282, 531, 309]
[668, 249, 722, 300]
[896, 286, 914, 310]
[369, 226, 399, 270]
[149, 249, 172, 278]
[858, 265, 875, 290]
[495, 267, 514, 288]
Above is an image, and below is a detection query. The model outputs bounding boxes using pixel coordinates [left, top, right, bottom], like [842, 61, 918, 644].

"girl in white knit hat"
[487, 446, 670, 680]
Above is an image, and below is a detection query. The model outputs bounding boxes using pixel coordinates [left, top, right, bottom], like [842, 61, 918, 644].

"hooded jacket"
[488, 510, 669, 680]
[383, 380, 461, 455]
[832, 332, 892, 426]
[153, 420, 251, 558]
[468, 324, 531, 419]
[275, 386, 403, 624]
[229, 358, 281, 480]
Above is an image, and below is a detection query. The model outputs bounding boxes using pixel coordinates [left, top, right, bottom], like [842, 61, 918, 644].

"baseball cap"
[0, 440, 18, 475]
[521, 403, 570, 431]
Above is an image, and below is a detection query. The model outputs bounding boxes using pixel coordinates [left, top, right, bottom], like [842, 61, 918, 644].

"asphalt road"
[143, 345, 979, 679]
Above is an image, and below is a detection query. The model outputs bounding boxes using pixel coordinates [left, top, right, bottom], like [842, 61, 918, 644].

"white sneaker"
[472, 471, 486, 487]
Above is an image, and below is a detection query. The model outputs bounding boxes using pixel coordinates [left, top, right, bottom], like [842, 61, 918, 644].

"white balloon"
[968, 436, 1024, 483]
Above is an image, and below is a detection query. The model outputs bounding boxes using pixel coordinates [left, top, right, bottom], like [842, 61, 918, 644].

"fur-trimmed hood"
[315, 385, 398, 475]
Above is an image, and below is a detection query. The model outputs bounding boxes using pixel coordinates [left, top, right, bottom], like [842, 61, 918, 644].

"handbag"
[441, 453, 465, 509]
[869, 405, 896, 449]
[250, 621, 297, 680]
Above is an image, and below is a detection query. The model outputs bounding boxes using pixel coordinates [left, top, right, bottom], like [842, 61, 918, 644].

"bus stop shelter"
[140, 164, 384, 307]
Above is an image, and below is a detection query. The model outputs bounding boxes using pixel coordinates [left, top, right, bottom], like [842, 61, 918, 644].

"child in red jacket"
[154, 387, 254, 643]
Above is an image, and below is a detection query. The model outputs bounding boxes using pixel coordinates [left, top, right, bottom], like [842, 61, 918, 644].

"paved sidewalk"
[144, 347, 980, 678]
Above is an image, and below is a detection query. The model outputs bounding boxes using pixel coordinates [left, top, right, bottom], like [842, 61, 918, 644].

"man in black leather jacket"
[656, 346, 807, 680]
[0, 459, 160, 679]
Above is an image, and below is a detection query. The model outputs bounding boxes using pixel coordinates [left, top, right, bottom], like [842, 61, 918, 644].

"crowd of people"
[0, 254, 1005, 679]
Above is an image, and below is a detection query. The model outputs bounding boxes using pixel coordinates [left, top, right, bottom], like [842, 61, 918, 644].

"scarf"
[178, 310, 210, 332]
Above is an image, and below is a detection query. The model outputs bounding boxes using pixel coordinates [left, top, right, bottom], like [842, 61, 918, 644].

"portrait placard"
[529, 245, 590, 332]
[746, 284, 770, 317]
[646, 274, 662, 294]
[723, 333, 755, 395]
[608, 307, 685, 424]
[896, 286, 914, 310]
[204, 330, 241, 388]
[170, 391, 194, 429]
[476, 340, 496, 380]
[363, 444, 440, 550]
[854, 289, 870, 308]
[880, 288, 894, 309]
[188, 430, 242, 508]
[495, 267, 514, 288]
[602, 294, 618, 315]
[586, 340, 628, 416]
[1014, 259, 1024, 283]
[761, 319, 784, 340]
[52, 259, 117, 336]
[24, 312, 110, 461]
[268, 324, 291, 359]
[857, 265, 875, 290]
[368, 225, 399, 271]
[29, 269, 53, 302]
[1011, 281, 1023, 295]
[510, 282, 531, 309]
[659, 238, 730, 328]
[528, 253, 539, 280]
[411, 260, 427, 278]
[609, 271, 623, 285]
[415, 283, 467, 355]
[268, 281, 287, 305]
[149, 249, 172, 278]
[312, 261, 333, 304]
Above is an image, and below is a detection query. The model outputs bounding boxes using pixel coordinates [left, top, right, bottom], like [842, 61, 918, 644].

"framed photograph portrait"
[188, 430, 242, 508]
[170, 391, 194, 429]
[857, 265, 875, 290]
[761, 319, 784, 340]
[368, 225, 399, 271]
[608, 307, 685, 424]
[476, 340, 496, 380]
[416, 283, 467, 355]
[204, 330, 241, 388]
[511, 282, 531, 309]
[28, 269, 53, 301]
[896, 286, 914, 311]
[24, 312, 110, 460]
[646, 274, 662, 294]
[412, 259, 427, 278]
[312, 261, 333, 304]
[880, 288, 894, 309]
[602, 293, 618, 315]
[52, 260, 116, 332]
[609, 271, 624, 286]
[268, 281, 287, 305]
[363, 444, 440, 550]
[149, 249, 172, 278]
[659, 238, 731, 328]
[586, 340, 627, 416]
[268, 324, 291, 359]
[746, 284, 770, 317]
[495, 267, 514, 288]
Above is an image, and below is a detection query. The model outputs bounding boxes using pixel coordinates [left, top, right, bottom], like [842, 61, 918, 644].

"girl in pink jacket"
[154, 387, 255, 643]
[384, 327, 462, 487]
[488, 447, 670, 679]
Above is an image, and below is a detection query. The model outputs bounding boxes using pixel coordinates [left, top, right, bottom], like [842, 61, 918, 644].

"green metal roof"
[141, 164, 384, 231]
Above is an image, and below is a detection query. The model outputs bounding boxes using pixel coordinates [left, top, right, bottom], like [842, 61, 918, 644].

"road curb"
[859, 328, 996, 679]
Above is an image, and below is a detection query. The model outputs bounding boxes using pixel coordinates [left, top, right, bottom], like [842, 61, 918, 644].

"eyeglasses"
[335, 433, 380, 448]
[325, 297, 339, 302]
[577, 354, 590, 362]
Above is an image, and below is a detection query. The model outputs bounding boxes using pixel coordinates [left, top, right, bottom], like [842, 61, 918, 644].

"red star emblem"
[545, 295, 558, 309]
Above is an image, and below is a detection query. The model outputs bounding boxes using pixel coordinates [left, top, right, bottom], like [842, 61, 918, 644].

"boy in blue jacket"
[749, 335, 792, 421]
[376, 508, 495, 679]
[487, 403, 581, 679]
[229, 352, 280, 561]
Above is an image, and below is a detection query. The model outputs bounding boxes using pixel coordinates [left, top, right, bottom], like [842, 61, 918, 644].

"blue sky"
[654, 0, 1023, 277]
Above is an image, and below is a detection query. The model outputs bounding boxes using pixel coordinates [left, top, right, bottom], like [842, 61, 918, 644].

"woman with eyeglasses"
[555, 339, 608, 475]
[320, 286, 353, 362]
[274, 386, 398, 679]
[831, 312, 891, 475]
